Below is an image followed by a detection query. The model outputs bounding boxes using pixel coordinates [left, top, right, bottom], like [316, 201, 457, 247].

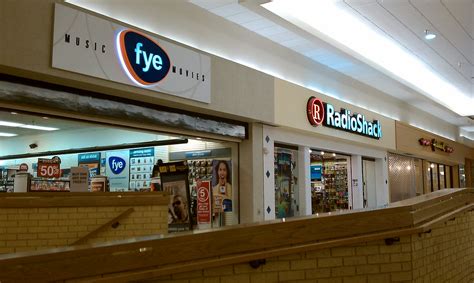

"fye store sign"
[307, 97, 382, 139]
[52, 4, 211, 103]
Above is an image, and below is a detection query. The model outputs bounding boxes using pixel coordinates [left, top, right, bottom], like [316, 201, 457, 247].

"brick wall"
[0, 205, 168, 254]
[148, 211, 473, 283]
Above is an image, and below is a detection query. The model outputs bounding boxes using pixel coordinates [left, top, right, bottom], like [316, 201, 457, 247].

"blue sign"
[78, 152, 101, 163]
[130, 147, 155, 158]
[311, 165, 322, 180]
[118, 30, 171, 86]
[185, 150, 211, 158]
[108, 156, 126, 175]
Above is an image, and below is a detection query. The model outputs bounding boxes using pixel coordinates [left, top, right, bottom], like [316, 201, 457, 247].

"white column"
[298, 146, 311, 216]
[375, 154, 390, 206]
[262, 126, 275, 221]
[351, 155, 364, 209]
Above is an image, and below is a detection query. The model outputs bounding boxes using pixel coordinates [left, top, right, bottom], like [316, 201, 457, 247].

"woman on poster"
[212, 160, 232, 212]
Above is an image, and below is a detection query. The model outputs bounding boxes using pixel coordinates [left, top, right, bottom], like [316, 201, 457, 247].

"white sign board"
[70, 166, 89, 192]
[52, 4, 211, 103]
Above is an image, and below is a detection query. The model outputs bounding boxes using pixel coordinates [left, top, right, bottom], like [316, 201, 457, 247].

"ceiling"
[66, 0, 474, 141]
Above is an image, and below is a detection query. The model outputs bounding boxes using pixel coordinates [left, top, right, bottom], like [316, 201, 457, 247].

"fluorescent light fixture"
[0, 120, 59, 131]
[19, 125, 59, 131]
[0, 132, 17, 137]
[263, 0, 473, 116]
[0, 121, 23, 127]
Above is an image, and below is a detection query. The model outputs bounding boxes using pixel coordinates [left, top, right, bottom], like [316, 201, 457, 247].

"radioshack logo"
[307, 97, 325, 126]
[117, 30, 171, 86]
[306, 96, 382, 139]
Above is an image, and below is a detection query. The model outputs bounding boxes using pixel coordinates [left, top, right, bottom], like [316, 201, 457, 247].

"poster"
[129, 148, 154, 190]
[211, 160, 233, 213]
[105, 150, 129, 191]
[78, 152, 101, 178]
[196, 180, 211, 225]
[158, 161, 192, 231]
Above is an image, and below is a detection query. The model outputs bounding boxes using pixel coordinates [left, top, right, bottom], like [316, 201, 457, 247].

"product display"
[311, 153, 349, 213]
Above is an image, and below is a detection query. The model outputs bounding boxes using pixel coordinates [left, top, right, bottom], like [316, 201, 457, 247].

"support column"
[298, 146, 311, 216]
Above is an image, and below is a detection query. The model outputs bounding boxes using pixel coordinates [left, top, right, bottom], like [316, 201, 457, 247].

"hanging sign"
[52, 3, 211, 103]
[37, 156, 61, 178]
[307, 96, 382, 139]
[197, 180, 211, 224]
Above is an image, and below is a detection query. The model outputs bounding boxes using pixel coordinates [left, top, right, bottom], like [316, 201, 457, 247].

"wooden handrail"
[0, 188, 472, 283]
[71, 208, 135, 246]
[0, 192, 169, 207]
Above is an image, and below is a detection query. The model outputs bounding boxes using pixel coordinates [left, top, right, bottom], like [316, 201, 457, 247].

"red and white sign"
[37, 157, 61, 178]
[197, 180, 211, 224]
[307, 97, 325, 126]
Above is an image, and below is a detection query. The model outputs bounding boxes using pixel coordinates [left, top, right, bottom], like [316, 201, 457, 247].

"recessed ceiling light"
[0, 132, 17, 137]
[196, 137, 202, 140]
[10, 112, 17, 115]
[424, 30, 436, 40]
[42, 116, 49, 120]
[332, 153, 336, 157]
[320, 151, 325, 155]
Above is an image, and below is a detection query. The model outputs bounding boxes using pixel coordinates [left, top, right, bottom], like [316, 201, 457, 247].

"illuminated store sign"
[52, 4, 211, 103]
[418, 138, 454, 153]
[307, 96, 382, 139]
[117, 30, 171, 86]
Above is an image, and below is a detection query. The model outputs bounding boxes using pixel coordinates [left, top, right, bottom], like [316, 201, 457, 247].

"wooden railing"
[0, 188, 472, 282]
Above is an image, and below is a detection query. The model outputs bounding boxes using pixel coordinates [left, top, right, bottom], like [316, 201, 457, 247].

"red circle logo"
[307, 97, 324, 126]
[197, 186, 209, 202]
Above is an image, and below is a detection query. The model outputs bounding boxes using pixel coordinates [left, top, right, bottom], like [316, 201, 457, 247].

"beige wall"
[274, 79, 396, 151]
[0, 0, 275, 124]
[395, 122, 474, 165]
[0, 205, 168, 254]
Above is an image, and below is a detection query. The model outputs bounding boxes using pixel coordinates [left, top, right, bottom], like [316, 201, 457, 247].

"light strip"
[263, 0, 473, 116]
[0, 132, 18, 137]
[0, 120, 59, 131]
[19, 125, 59, 131]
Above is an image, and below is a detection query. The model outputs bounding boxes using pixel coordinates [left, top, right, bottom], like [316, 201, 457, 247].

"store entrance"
[310, 150, 350, 213]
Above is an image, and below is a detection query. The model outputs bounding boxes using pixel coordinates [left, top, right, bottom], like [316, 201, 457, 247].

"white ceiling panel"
[440, 0, 474, 39]
[412, 0, 473, 64]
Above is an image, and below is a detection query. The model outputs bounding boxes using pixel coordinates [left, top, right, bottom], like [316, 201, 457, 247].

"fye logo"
[117, 30, 171, 86]
[109, 157, 126, 175]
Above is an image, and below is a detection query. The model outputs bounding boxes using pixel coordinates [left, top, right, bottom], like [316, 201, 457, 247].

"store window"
[310, 150, 349, 213]
[388, 153, 416, 202]
[274, 145, 298, 219]
[459, 165, 466, 187]
[0, 110, 238, 231]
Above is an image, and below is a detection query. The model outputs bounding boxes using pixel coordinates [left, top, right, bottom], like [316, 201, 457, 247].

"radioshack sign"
[307, 97, 382, 139]
[52, 4, 211, 103]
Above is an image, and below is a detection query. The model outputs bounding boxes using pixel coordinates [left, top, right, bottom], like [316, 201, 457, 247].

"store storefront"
[262, 79, 396, 221]
[389, 122, 474, 202]
[0, 2, 278, 229]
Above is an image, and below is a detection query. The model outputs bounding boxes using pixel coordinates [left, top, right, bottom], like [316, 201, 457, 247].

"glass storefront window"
[459, 165, 466, 187]
[310, 150, 349, 213]
[439, 165, 445, 189]
[274, 145, 298, 219]
[0, 110, 238, 231]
